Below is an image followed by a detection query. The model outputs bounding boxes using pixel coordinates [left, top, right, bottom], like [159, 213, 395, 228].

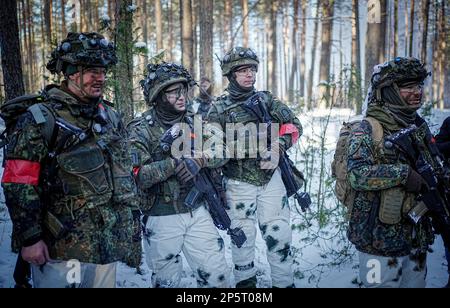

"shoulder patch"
[279, 107, 293, 122]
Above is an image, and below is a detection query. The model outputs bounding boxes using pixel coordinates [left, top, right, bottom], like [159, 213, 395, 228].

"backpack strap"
[27, 103, 57, 147]
[257, 91, 272, 109]
[365, 117, 384, 145]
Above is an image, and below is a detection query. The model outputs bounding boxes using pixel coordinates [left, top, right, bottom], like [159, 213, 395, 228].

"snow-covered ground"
[0, 107, 449, 288]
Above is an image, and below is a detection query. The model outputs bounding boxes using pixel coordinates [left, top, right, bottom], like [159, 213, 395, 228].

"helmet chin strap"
[67, 66, 91, 101]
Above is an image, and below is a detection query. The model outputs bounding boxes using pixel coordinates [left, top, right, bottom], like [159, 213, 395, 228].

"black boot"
[236, 275, 257, 288]
[14, 281, 32, 289]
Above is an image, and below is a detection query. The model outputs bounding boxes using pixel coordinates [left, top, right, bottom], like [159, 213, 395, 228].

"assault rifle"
[160, 123, 247, 248]
[385, 123, 450, 248]
[242, 93, 311, 213]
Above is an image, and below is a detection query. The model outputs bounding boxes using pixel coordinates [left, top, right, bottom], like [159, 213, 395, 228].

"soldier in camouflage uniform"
[1, 32, 137, 288]
[206, 47, 303, 288]
[127, 62, 230, 288]
[433, 119, 450, 288]
[347, 57, 435, 288]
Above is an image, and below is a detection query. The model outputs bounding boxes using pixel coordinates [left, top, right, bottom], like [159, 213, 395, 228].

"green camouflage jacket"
[347, 118, 434, 257]
[1, 84, 137, 264]
[206, 91, 302, 186]
[127, 107, 228, 216]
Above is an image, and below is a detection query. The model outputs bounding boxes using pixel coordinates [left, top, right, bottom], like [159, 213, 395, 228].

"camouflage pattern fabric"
[206, 91, 302, 186]
[46, 32, 117, 75]
[143, 206, 230, 288]
[346, 119, 434, 257]
[2, 85, 136, 265]
[220, 47, 259, 76]
[31, 261, 117, 288]
[140, 62, 197, 105]
[358, 250, 427, 288]
[127, 108, 228, 216]
[370, 57, 429, 91]
[226, 169, 294, 287]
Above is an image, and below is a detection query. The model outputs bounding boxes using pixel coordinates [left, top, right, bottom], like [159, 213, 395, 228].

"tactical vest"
[211, 92, 275, 186]
[3, 85, 136, 263]
[41, 87, 136, 210]
[127, 108, 200, 216]
[347, 119, 434, 257]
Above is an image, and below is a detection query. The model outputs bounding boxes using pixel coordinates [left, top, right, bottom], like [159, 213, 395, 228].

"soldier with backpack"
[335, 57, 436, 288]
[0, 32, 137, 287]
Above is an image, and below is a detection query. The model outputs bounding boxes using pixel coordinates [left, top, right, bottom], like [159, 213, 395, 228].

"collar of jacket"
[43, 84, 101, 118]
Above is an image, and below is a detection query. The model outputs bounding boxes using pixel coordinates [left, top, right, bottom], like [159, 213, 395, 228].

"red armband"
[1, 160, 41, 186]
[279, 123, 300, 144]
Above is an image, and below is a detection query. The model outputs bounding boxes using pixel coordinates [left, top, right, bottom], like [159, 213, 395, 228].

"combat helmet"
[46, 32, 117, 75]
[370, 57, 430, 90]
[140, 62, 196, 105]
[220, 47, 259, 76]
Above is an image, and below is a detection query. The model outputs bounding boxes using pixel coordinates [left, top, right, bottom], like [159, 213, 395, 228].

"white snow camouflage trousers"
[359, 250, 427, 288]
[226, 168, 294, 288]
[143, 205, 230, 288]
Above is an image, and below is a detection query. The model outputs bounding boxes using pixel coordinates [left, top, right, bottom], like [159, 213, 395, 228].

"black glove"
[405, 168, 428, 193]
[175, 157, 207, 183]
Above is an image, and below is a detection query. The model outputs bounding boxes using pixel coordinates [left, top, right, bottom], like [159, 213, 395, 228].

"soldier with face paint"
[206, 47, 303, 288]
[127, 62, 230, 288]
[1, 32, 137, 288]
[347, 57, 437, 288]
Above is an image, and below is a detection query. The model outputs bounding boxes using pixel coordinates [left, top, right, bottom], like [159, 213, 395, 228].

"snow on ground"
[0, 108, 449, 288]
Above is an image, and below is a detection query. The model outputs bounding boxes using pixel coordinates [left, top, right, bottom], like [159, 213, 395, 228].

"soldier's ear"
[67, 72, 81, 82]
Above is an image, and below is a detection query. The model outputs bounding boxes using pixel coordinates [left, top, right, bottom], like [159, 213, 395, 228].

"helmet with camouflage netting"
[46, 32, 117, 75]
[370, 57, 430, 90]
[220, 47, 259, 76]
[140, 62, 196, 105]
